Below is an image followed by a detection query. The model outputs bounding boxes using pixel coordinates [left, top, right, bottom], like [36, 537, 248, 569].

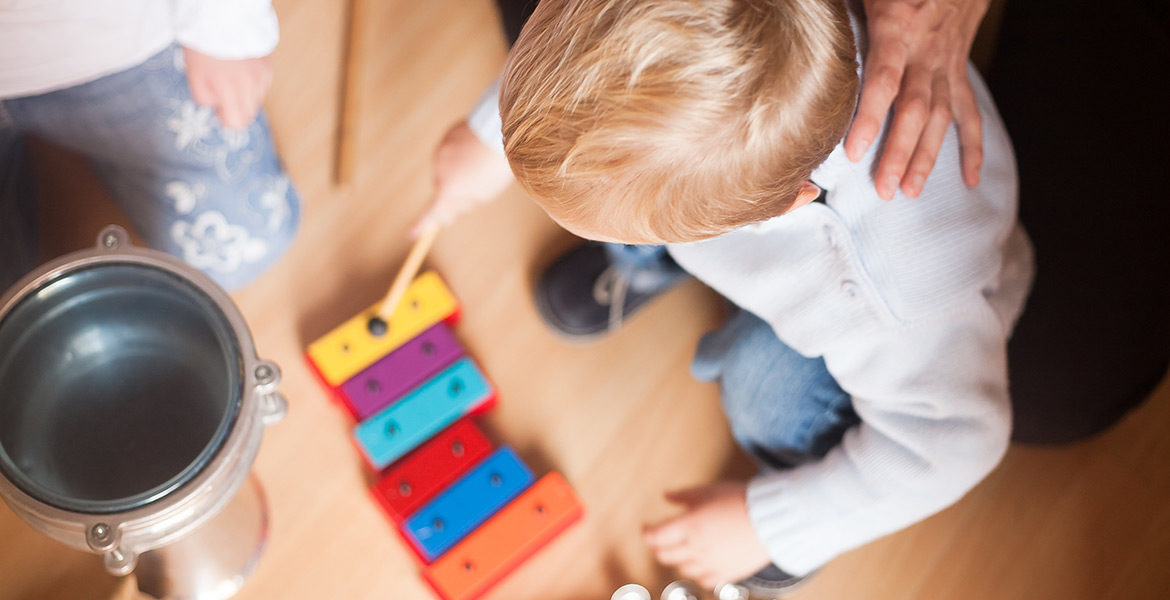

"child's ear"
[784, 182, 823, 213]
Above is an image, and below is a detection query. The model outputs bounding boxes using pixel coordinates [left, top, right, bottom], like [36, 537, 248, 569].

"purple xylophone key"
[340, 323, 465, 420]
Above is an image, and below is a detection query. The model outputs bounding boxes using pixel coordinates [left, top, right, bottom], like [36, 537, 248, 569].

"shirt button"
[841, 279, 860, 298]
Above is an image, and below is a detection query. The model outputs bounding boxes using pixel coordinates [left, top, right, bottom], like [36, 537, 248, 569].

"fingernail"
[846, 138, 868, 162]
[884, 175, 900, 198]
[908, 175, 925, 196]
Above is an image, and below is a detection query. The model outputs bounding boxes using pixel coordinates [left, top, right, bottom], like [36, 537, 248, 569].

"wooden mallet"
[367, 223, 441, 335]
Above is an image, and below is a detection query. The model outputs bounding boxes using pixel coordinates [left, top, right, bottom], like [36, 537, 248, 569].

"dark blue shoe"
[735, 563, 809, 598]
[534, 242, 684, 341]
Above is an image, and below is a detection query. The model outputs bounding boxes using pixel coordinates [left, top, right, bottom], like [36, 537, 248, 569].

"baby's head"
[500, 0, 859, 244]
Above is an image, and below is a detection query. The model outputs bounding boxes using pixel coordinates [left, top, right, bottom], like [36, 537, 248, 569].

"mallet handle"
[377, 224, 440, 319]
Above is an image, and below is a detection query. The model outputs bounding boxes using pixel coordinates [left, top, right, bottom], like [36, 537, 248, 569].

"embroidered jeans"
[0, 45, 300, 292]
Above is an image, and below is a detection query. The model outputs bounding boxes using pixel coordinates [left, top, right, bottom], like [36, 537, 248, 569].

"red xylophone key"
[371, 418, 494, 525]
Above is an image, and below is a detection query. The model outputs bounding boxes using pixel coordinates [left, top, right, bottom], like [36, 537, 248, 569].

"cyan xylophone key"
[423, 472, 583, 600]
[354, 358, 494, 471]
[341, 322, 465, 420]
[402, 447, 534, 562]
[371, 418, 494, 524]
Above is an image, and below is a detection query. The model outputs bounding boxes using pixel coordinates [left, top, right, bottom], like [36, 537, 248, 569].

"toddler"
[434, 0, 1032, 593]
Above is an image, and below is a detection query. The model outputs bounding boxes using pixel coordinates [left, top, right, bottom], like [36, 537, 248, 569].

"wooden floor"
[2, 1, 1169, 599]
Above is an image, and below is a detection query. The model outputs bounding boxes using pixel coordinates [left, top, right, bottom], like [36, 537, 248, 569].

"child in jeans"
[0, 0, 300, 292]
[424, 0, 1031, 594]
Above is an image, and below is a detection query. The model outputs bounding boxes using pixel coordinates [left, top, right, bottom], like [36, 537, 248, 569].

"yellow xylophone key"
[306, 271, 460, 387]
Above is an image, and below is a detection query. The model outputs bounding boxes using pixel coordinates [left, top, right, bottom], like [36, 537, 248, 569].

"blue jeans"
[607, 243, 860, 468]
[0, 45, 300, 292]
[605, 243, 688, 292]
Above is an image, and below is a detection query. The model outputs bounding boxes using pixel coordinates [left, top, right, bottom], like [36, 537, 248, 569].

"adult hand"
[411, 120, 514, 237]
[643, 482, 772, 589]
[845, 0, 991, 199]
[183, 47, 273, 131]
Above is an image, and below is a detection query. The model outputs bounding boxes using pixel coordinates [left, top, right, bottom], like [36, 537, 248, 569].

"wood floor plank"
[1, 1, 1168, 599]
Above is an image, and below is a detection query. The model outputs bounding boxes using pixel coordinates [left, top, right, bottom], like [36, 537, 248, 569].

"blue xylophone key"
[354, 358, 493, 470]
[402, 447, 534, 562]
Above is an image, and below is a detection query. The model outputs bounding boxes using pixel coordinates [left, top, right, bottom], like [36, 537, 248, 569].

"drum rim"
[0, 260, 245, 514]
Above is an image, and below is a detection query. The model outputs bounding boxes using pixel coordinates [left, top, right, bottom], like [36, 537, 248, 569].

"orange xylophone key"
[422, 472, 583, 600]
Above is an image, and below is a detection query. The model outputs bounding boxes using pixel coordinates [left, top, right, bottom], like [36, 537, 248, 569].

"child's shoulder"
[814, 69, 1020, 321]
[827, 176, 1015, 324]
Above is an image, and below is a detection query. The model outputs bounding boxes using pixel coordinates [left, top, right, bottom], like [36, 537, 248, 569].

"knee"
[706, 312, 854, 465]
[713, 319, 802, 440]
[715, 315, 799, 411]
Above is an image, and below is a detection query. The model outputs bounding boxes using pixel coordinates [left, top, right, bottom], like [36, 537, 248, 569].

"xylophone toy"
[305, 271, 583, 600]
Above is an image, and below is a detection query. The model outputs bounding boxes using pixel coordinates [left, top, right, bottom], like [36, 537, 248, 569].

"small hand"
[183, 47, 273, 131]
[411, 120, 514, 237]
[643, 482, 771, 589]
[845, 0, 990, 199]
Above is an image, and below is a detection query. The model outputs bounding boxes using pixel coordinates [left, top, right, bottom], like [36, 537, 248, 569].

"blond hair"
[500, 0, 859, 243]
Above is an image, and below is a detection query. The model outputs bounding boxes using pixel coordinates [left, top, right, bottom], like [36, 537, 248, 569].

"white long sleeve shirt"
[469, 9, 1031, 578]
[0, 0, 278, 99]
[667, 66, 1032, 574]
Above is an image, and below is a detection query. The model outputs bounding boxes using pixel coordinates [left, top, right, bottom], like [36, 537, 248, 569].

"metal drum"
[0, 226, 287, 599]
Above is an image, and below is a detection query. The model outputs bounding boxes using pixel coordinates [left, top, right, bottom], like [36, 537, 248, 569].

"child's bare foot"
[643, 482, 771, 589]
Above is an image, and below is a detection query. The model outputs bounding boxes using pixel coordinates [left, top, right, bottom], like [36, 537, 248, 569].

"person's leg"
[693, 308, 859, 470]
[3, 45, 300, 291]
[0, 104, 38, 292]
[692, 308, 858, 595]
[604, 243, 687, 293]
[535, 242, 687, 339]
